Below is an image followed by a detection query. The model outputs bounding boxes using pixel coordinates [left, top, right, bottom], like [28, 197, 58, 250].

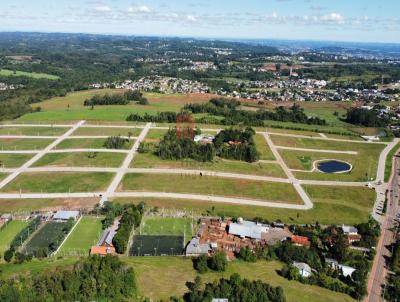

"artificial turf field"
[139, 216, 194, 240]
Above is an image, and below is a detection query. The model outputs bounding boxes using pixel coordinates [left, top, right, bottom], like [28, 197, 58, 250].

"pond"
[316, 160, 352, 173]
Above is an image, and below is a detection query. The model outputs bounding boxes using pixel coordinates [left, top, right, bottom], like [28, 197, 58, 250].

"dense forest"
[84, 91, 148, 106]
[345, 107, 390, 127]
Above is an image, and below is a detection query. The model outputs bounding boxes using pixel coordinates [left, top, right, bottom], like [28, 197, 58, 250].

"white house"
[325, 258, 356, 278]
[341, 224, 358, 235]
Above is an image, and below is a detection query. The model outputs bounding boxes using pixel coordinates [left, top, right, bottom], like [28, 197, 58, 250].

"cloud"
[127, 5, 151, 14]
[94, 5, 111, 13]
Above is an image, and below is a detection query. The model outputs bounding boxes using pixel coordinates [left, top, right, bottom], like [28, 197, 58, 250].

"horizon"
[1, 0, 399, 44]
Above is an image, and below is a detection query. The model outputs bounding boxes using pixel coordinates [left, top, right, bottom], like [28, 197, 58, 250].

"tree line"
[83, 91, 148, 107]
[0, 255, 136, 302]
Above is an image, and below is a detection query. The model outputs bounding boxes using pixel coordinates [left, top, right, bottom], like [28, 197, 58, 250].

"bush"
[209, 251, 228, 272]
[103, 136, 128, 149]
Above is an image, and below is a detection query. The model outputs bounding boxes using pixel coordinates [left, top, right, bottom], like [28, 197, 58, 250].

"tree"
[209, 251, 227, 272]
[193, 254, 208, 273]
[4, 249, 13, 262]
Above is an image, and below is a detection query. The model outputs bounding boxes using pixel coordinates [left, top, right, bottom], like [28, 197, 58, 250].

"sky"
[0, 0, 399, 43]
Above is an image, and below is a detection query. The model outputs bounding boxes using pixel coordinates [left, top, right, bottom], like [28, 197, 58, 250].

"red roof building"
[291, 235, 310, 247]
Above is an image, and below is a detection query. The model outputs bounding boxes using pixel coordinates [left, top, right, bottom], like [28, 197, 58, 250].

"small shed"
[53, 210, 79, 221]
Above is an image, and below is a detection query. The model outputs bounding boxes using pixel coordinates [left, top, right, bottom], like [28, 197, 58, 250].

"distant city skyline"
[0, 0, 399, 43]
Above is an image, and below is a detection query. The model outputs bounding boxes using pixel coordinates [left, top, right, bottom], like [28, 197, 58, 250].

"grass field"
[120, 173, 302, 204]
[1, 172, 113, 193]
[72, 127, 142, 137]
[0, 220, 29, 257]
[32, 152, 126, 168]
[384, 141, 400, 182]
[116, 185, 375, 225]
[131, 152, 286, 177]
[0, 154, 33, 168]
[24, 222, 71, 255]
[0, 138, 53, 150]
[125, 257, 355, 302]
[253, 133, 275, 160]
[0, 198, 100, 214]
[58, 216, 102, 256]
[56, 138, 134, 149]
[18, 90, 209, 122]
[140, 217, 194, 240]
[0, 256, 355, 302]
[0, 127, 68, 136]
[0, 69, 60, 80]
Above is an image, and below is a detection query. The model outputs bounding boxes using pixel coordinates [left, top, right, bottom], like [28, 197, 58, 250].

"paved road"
[100, 122, 152, 205]
[275, 145, 358, 155]
[366, 156, 400, 302]
[0, 120, 85, 190]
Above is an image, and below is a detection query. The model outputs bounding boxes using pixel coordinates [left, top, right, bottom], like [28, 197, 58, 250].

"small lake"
[317, 160, 352, 173]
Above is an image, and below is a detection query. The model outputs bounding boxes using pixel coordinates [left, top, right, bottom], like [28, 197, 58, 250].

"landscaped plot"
[0, 138, 54, 150]
[1, 172, 113, 193]
[132, 152, 286, 177]
[0, 127, 68, 136]
[24, 222, 73, 255]
[56, 138, 134, 149]
[0, 154, 33, 168]
[129, 235, 185, 256]
[72, 127, 142, 137]
[283, 146, 382, 182]
[33, 152, 126, 168]
[0, 220, 29, 256]
[58, 216, 102, 256]
[115, 185, 375, 225]
[0, 198, 100, 214]
[125, 257, 355, 302]
[119, 173, 301, 203]
[253, 134, 275, 160]
[140, 217, 194, 240]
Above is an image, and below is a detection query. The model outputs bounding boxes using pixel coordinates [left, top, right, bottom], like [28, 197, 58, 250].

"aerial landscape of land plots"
[0, 88, 398, 302]
[0, 89, 397, 227]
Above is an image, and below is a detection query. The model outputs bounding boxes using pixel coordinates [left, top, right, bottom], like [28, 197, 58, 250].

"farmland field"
[24, 222, 72, 255]
[32, 152, 126, 168]
[0, 220, 29, 257]
[0, 138, 53, 150]
[0, 154, 33, 168]
[57, 138, 134, 149]
[1, 172, 113, 193]
[59, 216, 102, 256]
[120, 173, 302, 204]
[131, 152, 286, 177]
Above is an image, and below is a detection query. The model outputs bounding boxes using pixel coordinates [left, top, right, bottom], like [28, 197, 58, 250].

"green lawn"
[140, 217, 194, 240]
[0, 138, 54, 150]
[57, 138, 134, 149]
[384, 141, 400, 182]
[1, 172, 113, 193]
[32, 152, 126, 168]
[124, 257, 355, 302]
[116, 185, 375, 225]
[58, 216, 102, 256]
[72, 127, 142, 137]
[253, 133, 275, 160]
[0, 154, 33, 168]
[0, 220, 29, 257]
[120, 173, 301, 204]
[0, 69, 60, 80]
[131, 152, 286, 178]
[24, 222, 72, 255]
[0, 127, 68, 136]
